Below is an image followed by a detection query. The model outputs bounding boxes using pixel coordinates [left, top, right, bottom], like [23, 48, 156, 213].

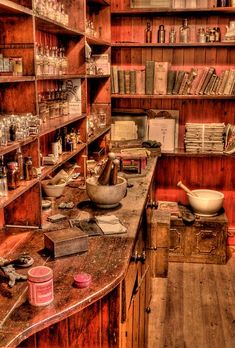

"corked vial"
[28, 266, 54, 306]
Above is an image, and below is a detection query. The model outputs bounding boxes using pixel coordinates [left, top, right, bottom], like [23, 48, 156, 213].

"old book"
[189, 68, 203, 94]
[118, 69, 125, 94]
[207, 0, 215, 8]
[148, 117, 176, 152]
[154, 61, 170, 95]
[178, 72, 189, 94]
[145, 61, 155, 95]
[210, 76, 220, 95]
[196, 0, 208, 7]
[172, 70, 185, 95]
[199, 67, 215, 95]
[217, 70, 230, 95]
[187, 0, 196, 8]
[229, 74, 235, 95]
[172, 0, 185, 8]
[167, 70, 177, 94]
[182, 68, 198, 94]
[112, 65, 119, 94]
[214, 71, 225, 95]
[223, 70, 235, 95]
[130, 70, 136, 94]
[195, 67, 210, 95]
[204, 73, 217, 95]
[124, 70, 131, 94]
[136, 69, 145, 94]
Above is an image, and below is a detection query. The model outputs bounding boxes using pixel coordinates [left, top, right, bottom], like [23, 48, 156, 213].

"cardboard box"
[44, 228, 88, 258]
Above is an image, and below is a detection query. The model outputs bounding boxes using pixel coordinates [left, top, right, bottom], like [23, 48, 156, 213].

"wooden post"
[147, 209, 170, 278]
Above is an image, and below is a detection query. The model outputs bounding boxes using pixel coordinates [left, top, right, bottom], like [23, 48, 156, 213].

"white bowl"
[187, 189, 224, 216]
[42, 180, 67, 198]
[86, 176, 127, 208]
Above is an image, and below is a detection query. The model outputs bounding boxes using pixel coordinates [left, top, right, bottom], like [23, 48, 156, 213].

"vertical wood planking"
[36, 319, 68, 348]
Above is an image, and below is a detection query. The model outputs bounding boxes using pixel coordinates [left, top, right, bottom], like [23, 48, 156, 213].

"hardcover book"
[130, 70, 137, 94]
[154, 62, 170, 95]
[145, 61, 155, 95]
[172, 70, 185, 95]
[118, 70, 125, 94]
[136, 69, 146, 94]
[167, 70, 177, 94]
[124, 70, 131, 94]
[199, 67, 215, 95]
[111, 65, 119, 94]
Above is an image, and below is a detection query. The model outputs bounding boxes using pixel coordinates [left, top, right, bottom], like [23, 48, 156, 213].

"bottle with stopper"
[179, 19, 191, 43]
[145, 22, 152, 43]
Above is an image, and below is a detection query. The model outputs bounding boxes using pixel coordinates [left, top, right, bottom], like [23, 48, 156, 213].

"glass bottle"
[24, 156, 33, 181]
[169, 27, 176, 43]
[15, 147, 24, 180]
[179, 19, 191, 43]
[214, 27, 221, 42]
[157, 25, 165, 43]
[7, 161, 20, 190]
[145, 22, 152, 43]
[198, 27, 206, 43]
[0, 155, 8, 197]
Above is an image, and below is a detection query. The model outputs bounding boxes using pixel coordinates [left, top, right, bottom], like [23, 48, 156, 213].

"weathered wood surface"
[0, 157, 157, 347]
[151, 253, 235, 348]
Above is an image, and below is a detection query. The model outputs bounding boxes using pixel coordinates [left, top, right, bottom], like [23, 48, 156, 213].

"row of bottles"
[145, 20, 222, 43]
[38, 87, 69, 122]
[0, 150, 35, 196]
[35, 44, 68, 77]
[51, 127, 81, 158]
[0, 53, 23, 76]
[34, 0, 69, 26]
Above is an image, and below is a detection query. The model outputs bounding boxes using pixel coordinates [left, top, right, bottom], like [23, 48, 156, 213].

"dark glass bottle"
[145, 22, 152, 43]
[24, 156, 33, 181]
[7, 161, 20, 190]
[157, 25, 165, 43]
[15, 147, 24, 180]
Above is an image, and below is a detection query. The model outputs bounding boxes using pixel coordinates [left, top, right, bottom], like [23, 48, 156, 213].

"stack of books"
[184, 123, 225, 153]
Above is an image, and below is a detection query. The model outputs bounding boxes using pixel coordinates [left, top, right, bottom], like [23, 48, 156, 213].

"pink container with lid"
[28, 266, 54, 306]
[74, 272, 92, 288]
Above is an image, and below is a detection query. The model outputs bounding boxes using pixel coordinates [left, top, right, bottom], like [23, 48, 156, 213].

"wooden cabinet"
[110, 1, 235, 237]
[0, 0, 111, 229]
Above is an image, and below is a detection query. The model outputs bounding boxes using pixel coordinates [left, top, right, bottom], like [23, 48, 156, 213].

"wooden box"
[169, 212, 228, 264]
[44, 228, 88, 258]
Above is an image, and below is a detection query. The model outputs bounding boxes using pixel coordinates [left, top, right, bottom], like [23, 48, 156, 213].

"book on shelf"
[118, 70, 125, 94]
[167, 70, 177, 95]
[199, 67, 215, 95]
[223, 70, 235, 95]
[182, 67, 198, 95]
[194, 67, 210, 95]
[111, 66, 119, 94]
[196, 0, 208, 7]
[131, 0, 172, 8]
[172, 70, 185, 95]
[154, 62, 170, 95]
[178, 72, 189, 95]
[186, 0, 196, 8]
[130, 70, 136, 94]
[210, 76, 220, 95]
[145, 61, 155, 95]
[147, 109, 179, 151]
[172, 0, 185, 8]
[124, 70, 131, 94]
[204, 73, 217, 95]
[217, 70, 230, 95]
[136, 69, 145, 95]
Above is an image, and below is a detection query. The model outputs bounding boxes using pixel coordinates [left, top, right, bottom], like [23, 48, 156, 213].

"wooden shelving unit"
[0, 0, 111, 228]
[110, 0, 235, 234]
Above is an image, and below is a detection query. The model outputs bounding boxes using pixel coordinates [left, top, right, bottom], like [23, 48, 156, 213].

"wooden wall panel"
[36, 319, 68, 348]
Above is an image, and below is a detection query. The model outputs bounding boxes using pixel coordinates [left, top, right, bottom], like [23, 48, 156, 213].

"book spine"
[124, 70, 131, 94]
[154, 62, 169, 95]
[172, 70, 185, 95]
[182, 68, 197, 94]
[229, 73, 235, 95]
[195, 67, 210, 95]
[145, 61, 155, 95]
[118, 70, 125, 94]
[223, 70, 235, 95]
[205, 74, 217, 95]
[210, 76, 220, 95]
[199, 67, 215, 95]
[130, 70, 136, 94]
[217, 70, 230, 95]
[112, 66, 119, 94]
[214, 71, 225, 95]
[167, 70, 177, 95]
[178, 72, 189, 95]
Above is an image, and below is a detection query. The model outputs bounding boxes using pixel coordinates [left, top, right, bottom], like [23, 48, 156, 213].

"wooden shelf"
[87, 126, 111, 144]
[39, 114, 86, 137]
[86, 35, 111, 46]
[36, 74, 86, 81]
[111, 94, 235, 100]
[0, 136, 38, 157]
[111, 7, 235, 16]
[0, 178, 39, 209]
[161, 149, 233, 158]
[0, 0, 32, 15]
[0, 76, 35, 83]
[88, 0, 110, 5]
[40, 143, 86, 180]
[35, 15, 84, 36]
[112, 42, 235, 48]
[87, 74, 110, 79]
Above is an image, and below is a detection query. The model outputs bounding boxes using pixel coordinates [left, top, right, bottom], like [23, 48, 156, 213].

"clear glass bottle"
[7, 161, 20, 190]
[169, 27, 176, 43]
[198, 27, 206, 43]
[15, 147, 24, 180]
[145, 22, 152, 43]
[0, 155, 8, 197]
[157, 25, 165, 43]
[179, 19, 191, 43]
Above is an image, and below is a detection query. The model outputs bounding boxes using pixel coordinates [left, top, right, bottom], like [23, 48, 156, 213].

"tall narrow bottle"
[179, 19, 191, 43]
[15, 146, 24, 180]
[145, 22, 152, 43]
[0, 155, 8, 197]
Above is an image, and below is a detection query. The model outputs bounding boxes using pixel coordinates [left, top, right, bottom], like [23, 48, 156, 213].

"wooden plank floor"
[148, 250, 235, 348]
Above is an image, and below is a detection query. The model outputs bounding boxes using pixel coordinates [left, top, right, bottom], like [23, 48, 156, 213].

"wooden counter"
[0, 157, 157, 347]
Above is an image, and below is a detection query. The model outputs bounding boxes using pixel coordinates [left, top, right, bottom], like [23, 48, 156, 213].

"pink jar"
[28, 266, 54, 306]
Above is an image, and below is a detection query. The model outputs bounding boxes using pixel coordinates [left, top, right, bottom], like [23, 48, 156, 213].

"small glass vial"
[24, 156, 33, 181]
[0, 156, 8, 197]
[179, 19, 191, 43]
[157, 25, 166, 43]
[169, 27, 176, 43]
[145, 22, 152, 43]
[28, 266, 54, 306]
[7, 161, 20, 190]
[198, 27, 207, 43]
[214, 27, 221, 42]
[209, 28, 216, 42]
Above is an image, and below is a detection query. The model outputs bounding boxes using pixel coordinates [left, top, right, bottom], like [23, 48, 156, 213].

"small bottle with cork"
[145, 22, 152, 43]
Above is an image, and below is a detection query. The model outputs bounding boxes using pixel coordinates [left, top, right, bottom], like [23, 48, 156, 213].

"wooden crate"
[169, 212, 228, 264]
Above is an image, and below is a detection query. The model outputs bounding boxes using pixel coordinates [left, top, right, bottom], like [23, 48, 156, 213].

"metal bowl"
[86, 176, 127, 208]
[187, 189, 224, 216]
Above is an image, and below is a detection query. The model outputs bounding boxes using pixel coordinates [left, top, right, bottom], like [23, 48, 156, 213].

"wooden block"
[44, 228, 88, 258]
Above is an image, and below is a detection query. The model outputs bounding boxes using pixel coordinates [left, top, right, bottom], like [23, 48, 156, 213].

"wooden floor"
[148, 250, 235, 348]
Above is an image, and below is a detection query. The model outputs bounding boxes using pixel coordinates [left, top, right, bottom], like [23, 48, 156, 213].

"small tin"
[28, 266, 54, 306]
[74, 272, 92, 288]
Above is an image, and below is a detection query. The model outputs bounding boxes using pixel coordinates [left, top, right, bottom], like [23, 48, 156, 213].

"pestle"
[177, 181, 199, 197]
[98, 152, 116, 185]
[109, 159, 120, 185]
